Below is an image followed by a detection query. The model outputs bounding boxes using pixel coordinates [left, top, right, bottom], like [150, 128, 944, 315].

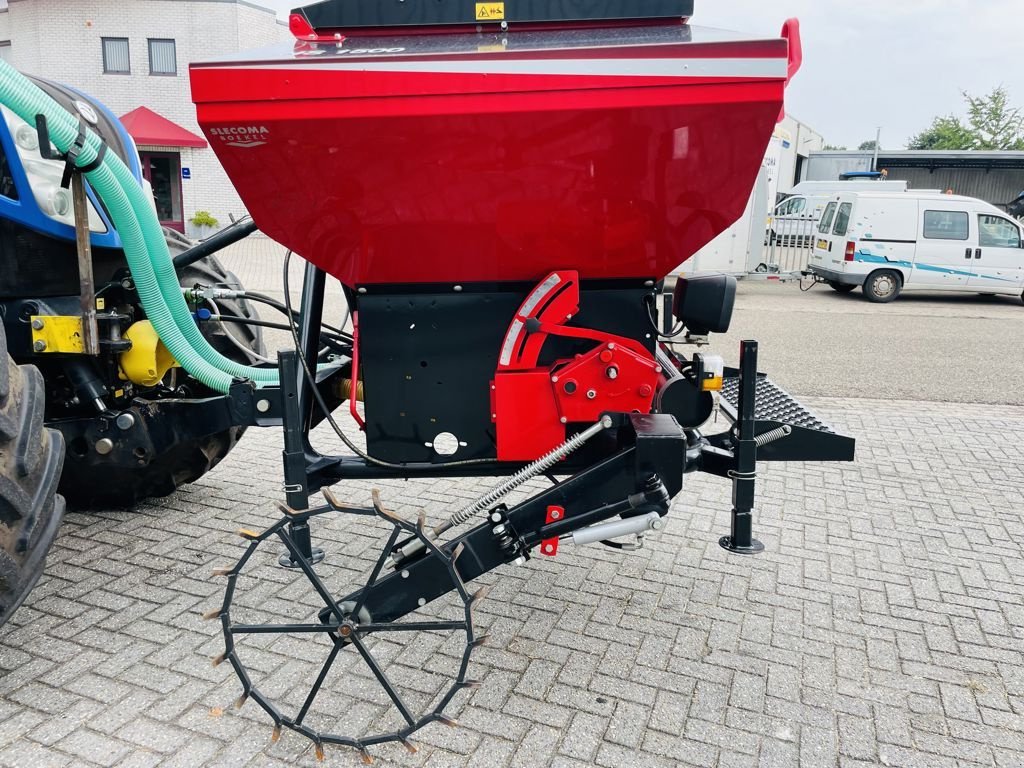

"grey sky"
[259, 1, 1023, 149]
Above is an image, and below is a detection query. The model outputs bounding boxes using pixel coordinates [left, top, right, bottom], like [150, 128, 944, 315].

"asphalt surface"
[717, 281, 1024, 407]
[218, 240, 1024, 407]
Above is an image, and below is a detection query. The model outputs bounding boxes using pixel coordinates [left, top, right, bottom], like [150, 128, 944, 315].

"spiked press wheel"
[206, 489, 487, 763]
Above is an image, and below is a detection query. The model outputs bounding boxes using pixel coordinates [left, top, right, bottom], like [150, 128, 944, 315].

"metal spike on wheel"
[211, 489, 483, 761]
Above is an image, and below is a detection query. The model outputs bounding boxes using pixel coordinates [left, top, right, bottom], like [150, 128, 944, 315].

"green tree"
[822, 143, 847, 151]
[965, 87, 1024, 150]
[858, 140, 880, 151]
[908, 87, 1024, 150]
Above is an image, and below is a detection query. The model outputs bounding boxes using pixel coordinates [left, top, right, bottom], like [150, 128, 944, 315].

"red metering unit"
[188, 4, 853, 758]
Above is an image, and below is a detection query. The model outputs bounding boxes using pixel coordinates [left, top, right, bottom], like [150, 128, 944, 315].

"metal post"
[720, 340, 764, 554]
[71, 174, 100, 356]
[278, 350, 325, 567]
[296, 262, 326, 436]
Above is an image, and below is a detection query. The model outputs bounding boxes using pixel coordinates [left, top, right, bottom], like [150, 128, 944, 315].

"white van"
[769, 180, 910, 245]
[807, 191, 1024, 303]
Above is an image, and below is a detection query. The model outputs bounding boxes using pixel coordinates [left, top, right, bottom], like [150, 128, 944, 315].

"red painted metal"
[552, 343, 660, 424]
[492, 270, 660, 461]
[190, 24, 791, 287]
[492, 370, 565, 461]
[541, 506, 564, 557]
[778, 18, 802, 122]
[498, 270, 579, 371]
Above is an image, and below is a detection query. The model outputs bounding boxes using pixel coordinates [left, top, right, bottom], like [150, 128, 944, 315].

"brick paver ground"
[1, 397, 1022, 767]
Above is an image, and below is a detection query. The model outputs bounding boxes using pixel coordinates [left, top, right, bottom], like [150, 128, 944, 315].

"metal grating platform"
[721, 376, 834, 433]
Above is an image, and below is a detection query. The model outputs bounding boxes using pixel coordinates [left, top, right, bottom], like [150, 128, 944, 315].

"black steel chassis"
[220, 262, 855, 596]
[198, 261, 855, 754]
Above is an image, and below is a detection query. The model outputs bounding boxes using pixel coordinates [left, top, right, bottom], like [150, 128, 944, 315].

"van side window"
[978, 214, 1021, 248]
[818, 203, 837, 234]
[832, 203, 852, 236]
[923, 210, 969, 240]
[790, 198, 806, 214]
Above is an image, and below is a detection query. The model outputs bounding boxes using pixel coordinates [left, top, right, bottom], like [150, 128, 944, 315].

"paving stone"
[0, 396, 1020, 767]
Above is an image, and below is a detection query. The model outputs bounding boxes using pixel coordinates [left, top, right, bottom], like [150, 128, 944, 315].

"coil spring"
[754, 424, 792, 447]
[439, 415, 613, 534]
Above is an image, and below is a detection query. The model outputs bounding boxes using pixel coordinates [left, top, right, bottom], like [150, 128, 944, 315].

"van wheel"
[863, 270, 902, 303]
[828, 281, 857, 294]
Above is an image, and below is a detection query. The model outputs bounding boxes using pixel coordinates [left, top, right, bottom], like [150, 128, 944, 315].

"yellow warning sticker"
[475, 2, 505, 21]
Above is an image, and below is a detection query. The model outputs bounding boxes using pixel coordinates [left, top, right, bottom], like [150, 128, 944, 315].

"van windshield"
[819, 202, 837, 234]
[833, 203, 852, 236]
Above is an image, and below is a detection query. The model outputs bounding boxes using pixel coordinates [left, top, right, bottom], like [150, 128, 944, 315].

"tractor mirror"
[672, 273, 737, 335]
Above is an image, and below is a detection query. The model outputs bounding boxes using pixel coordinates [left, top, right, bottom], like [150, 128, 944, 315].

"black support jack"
[719, 340, 764, 555]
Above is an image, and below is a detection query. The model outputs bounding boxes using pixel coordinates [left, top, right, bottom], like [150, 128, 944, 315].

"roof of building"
[119, 106, 207, 149]
[809, 150, 1024, 170]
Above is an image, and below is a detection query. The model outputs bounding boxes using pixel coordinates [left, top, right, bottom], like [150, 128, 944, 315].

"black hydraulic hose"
[244, 292, 352, 340]
[215, 312, 350, 343]
[172, 218, 259, 271]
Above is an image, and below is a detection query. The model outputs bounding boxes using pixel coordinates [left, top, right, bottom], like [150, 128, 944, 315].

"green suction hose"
[0, 61, 279, 392]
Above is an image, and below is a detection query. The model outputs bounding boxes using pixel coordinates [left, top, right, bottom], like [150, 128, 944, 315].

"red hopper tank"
[190, 19, 797, 287]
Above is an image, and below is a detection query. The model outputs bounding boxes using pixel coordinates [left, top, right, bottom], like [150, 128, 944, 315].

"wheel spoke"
[295, 640, 343, 725]
[232, 623, 339, 635]
[360, 621, 465, 634]
[351, 634, 416, 726]
[275, 529, 346, 622]
[351, 525, 402, 620]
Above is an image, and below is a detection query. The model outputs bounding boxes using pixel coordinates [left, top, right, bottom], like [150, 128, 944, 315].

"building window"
[0, 42, 12, 64]
[148, 39, 177, 76]
[102, 38, 130, 74]
[923, 210, 969, 241]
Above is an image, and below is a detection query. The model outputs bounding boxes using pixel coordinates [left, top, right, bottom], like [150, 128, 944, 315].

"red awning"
[119, 106, 208, 149]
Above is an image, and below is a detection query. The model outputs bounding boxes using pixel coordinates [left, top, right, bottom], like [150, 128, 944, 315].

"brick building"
[0, 0, 289, 234]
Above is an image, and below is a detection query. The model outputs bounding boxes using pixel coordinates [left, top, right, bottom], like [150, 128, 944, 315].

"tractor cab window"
[0, 140, 18, 200]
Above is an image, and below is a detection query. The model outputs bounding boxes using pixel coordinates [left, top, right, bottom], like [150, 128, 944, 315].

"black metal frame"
[232, 265, 856, 562]
[204, 259, 856, 758]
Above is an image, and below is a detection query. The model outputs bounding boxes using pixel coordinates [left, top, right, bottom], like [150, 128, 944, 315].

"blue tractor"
[0, 76, 264, 621]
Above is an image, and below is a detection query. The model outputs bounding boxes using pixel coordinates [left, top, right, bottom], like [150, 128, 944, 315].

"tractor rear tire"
[0, 326, 65, 626]
[58, 243, 265, 509]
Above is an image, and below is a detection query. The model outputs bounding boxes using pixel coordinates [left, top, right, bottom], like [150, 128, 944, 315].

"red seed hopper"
[190, 3, 800, 286]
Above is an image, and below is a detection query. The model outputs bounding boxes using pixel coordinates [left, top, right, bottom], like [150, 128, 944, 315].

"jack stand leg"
[277, 350, 325, 568]
[720, 340, 764, 555]
[279, 518, 325, 567]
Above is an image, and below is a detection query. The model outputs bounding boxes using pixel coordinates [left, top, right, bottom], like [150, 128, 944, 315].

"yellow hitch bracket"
[30, 315, 86, 354]
[119, 320, 179, 387]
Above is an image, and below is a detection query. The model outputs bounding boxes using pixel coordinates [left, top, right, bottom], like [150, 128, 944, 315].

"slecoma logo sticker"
[209, 126, 270, 148]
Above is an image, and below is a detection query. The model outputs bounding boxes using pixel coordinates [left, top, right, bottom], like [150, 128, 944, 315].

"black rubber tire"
[828, 281, 857, 294]
[0, 325, 66, 627]
[863, 270, 902, 303]
[57, 233, 265, 509]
